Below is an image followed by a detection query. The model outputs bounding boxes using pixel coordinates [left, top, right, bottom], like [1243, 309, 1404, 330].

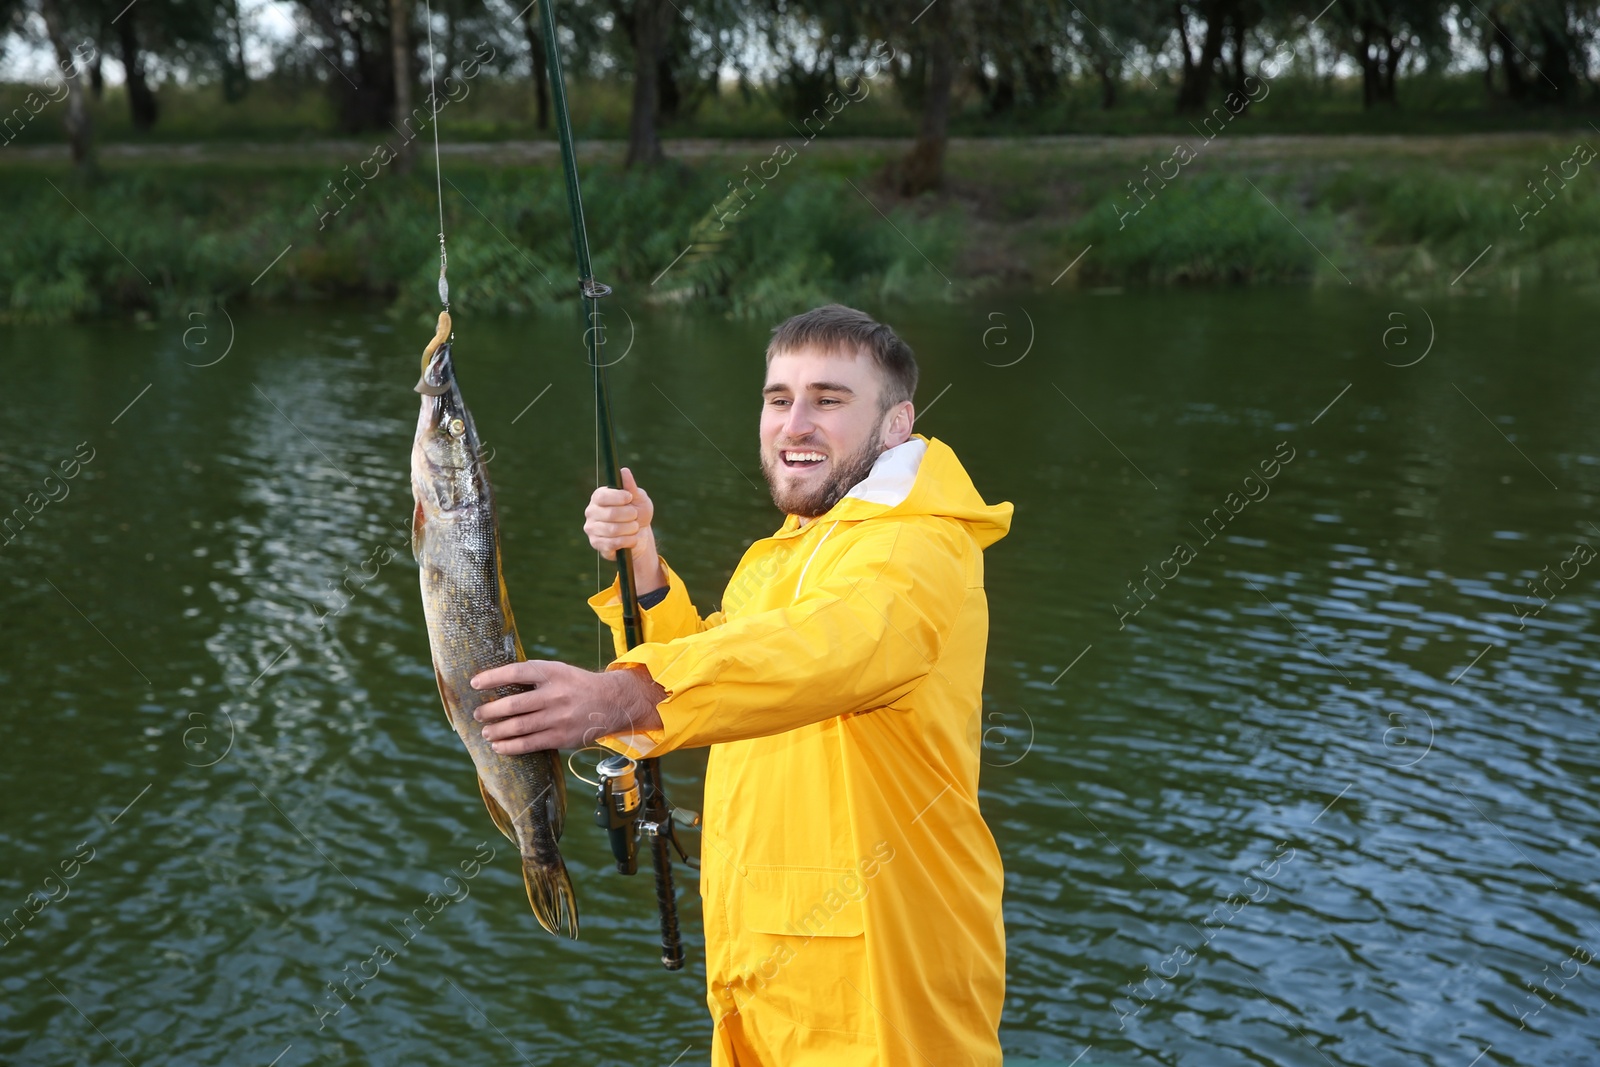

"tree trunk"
[1492, 16, 1530, 100]
[390, 0, 413, 173]
[229, 0, 249, 98]
[987, 70, 1016, 114]
[891, 1, 954, 196]
[624, 0, 665, 167]
[1175, 0, 1226, 112]
[442, 4, 457, 84]
[221, 0, 250, 101]
[1096, 60, 1117, 109]
[1382, 36, 1404, 103]
[1355, 21, 1378, 108]
[522, 0, 549, 130]
[1023, 41, 1058, 102]
[117, 11, 159, 131]
[1539, 27, 1573, 101]
[658, 49, 680, 122]
[38, 0, 93, 169]
[1226, 17, 1246, 99]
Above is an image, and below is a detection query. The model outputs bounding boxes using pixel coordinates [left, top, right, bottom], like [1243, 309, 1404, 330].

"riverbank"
[4, 131, 1597, 323]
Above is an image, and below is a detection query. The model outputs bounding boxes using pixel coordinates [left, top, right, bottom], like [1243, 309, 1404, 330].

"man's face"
[759, 345, 899, 519]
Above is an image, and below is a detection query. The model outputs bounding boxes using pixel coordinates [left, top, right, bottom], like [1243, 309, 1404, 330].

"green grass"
[1067, 174, 1329, 285]
[3, 70, 1597, 147]
[0, 155, 964, 324]
[7, 134, 1600, 323]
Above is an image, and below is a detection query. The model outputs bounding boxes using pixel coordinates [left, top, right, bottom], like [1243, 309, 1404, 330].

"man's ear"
[882, 400, 914, 446]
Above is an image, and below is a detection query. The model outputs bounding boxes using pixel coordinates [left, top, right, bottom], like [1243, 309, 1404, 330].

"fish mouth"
[416, 342, 454, 396]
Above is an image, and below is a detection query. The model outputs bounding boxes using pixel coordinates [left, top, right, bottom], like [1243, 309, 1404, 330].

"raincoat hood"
[778, 434, 1012, 548]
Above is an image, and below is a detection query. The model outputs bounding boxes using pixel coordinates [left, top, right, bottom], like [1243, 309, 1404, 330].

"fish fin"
[546, 751, 567, 841]
[430, 663, 453, 728]
[411, 499, 426, 562]
[477, 776, 519, 844]
[431, 664, 459, 733]
[523, 853, 579, 939]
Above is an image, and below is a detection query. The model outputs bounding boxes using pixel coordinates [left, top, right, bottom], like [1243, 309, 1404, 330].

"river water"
[0, 288, 1596, 1066]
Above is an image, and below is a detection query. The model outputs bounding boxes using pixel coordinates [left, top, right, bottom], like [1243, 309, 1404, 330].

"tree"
[618, 0, 668, 165]
[35, 0, 94, 167]
[1466, 0, 1596, 104]
[861, 0, 970, 195]
[390, 0, 413, 170]
[655, 0, 724, 123]
[521, 0, 549, 130]
[972, 2, 1062, 113]
[588, 0, 733, 165]
[760, 0, 861, 121]
[114, 3, 158, 130]
[1057, 0, 1168, 110]
[895, 0, 955, 194]
[1326, 0, 1450, 107]
[1172, 0, 1264, 112]
[294, 0, 396, 132]
[217, 0, 249, 101]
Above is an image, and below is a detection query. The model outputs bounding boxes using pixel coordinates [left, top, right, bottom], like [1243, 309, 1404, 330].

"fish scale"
[410, 311, 578, 938]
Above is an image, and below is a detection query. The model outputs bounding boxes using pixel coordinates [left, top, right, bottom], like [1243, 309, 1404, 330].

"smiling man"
[471, 304, 1013, 1065]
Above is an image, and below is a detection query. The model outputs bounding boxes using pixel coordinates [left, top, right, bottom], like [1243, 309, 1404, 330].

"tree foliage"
[9, 0, 1600, 178]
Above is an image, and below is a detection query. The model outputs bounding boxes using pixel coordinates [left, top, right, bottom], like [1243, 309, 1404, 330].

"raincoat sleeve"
[594, 520, 967, 759]
[587, 555, 725, 655]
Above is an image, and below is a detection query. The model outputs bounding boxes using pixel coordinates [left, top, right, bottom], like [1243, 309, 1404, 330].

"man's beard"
[761, 431, 886, 519]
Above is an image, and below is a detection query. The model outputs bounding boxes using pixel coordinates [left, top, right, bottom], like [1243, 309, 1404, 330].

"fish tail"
[523, 853, 579, 939]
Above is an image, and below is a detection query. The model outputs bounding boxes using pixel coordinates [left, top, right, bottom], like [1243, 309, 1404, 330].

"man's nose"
[782, 402, 816, 438]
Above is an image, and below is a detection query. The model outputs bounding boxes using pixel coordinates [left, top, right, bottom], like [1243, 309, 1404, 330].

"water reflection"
[1, 290, 1598, 1066]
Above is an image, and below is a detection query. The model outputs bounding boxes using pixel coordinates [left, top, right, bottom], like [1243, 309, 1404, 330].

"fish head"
[412, 341, 488, 514]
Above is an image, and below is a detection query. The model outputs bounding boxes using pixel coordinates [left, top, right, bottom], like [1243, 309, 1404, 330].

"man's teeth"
[784, 451, 826, 463]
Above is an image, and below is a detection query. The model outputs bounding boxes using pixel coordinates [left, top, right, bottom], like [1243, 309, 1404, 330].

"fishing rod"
[537, 0, 688, 971]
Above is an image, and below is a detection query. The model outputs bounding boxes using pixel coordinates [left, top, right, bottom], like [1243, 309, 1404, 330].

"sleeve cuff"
[596, 662, 672, 759]
[586, 555, 701, 653]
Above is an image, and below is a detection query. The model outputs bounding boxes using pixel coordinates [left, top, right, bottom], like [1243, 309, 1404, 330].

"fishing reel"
[593, 754, 698, 876]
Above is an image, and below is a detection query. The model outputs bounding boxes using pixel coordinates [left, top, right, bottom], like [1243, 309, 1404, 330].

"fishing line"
[565, 747, 610, 788]
[424, 0, 448, 308]
[539, 0, 686, 968]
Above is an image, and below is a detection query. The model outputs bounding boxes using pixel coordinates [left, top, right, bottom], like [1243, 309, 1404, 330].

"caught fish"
[410, 310, 578, 938]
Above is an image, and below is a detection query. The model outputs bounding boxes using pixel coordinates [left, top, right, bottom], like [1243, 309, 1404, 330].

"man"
[471, 304, 1012, 1065]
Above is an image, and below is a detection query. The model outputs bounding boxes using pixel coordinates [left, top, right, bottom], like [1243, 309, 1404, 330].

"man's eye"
[818, 398, 840, 406]
[768, 398, 789, 407]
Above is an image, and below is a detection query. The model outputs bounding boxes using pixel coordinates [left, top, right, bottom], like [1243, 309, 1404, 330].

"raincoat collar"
[774, 434, 1012, 548]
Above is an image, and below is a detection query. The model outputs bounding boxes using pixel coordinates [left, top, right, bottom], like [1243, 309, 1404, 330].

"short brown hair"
[766, 304, 918, 413]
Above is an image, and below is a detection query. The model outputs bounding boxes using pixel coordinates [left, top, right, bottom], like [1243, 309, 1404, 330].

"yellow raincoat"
[588, 434, 1012, 1066]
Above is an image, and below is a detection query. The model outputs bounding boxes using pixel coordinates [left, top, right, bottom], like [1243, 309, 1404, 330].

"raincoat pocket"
[730, 866, 874, 1037]
[742, 866, 867, 937]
